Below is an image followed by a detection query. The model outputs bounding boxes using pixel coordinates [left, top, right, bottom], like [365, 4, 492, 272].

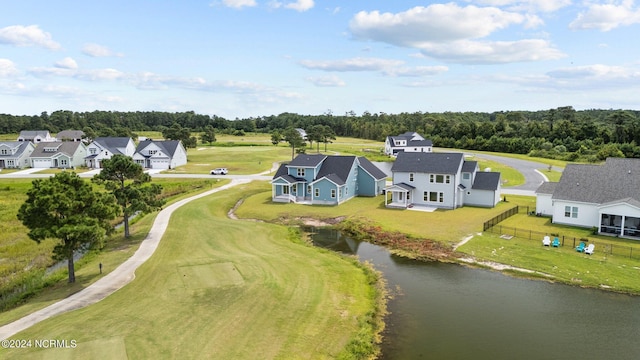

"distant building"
[56, 130, 85, 142]
[384, 132, 433, 156]
[85, 137, 136, 169]
[133, 140, 187, 169]
[30, 142, 87, 168]
[17, 130, 55, 143]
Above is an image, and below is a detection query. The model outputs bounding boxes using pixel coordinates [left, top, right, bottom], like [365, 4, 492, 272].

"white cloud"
[348, 4, 564, 64]
[285, 0, 314, 12]
[547, 64, 637, 79]
[350, 4, 539, 45]
[82, 43, 122, 57]
[306, 75, 346, 87]
[419, 39, 565, 64]
[0, 25, 61, 50]
[220, 0, 257, 9]
[299, 57, 404, 71]
[570, 1, 640, 31]
[55, 57, 78, 70]
[467, 0, 572, 13]
[383, 66, 449, 77]
[0, 59, 19, 77]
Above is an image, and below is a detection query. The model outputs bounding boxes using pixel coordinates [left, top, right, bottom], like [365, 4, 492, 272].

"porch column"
[621, 216, 626, 237]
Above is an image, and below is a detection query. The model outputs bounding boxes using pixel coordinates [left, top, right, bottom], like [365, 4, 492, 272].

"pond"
[309, 227, 640, 360]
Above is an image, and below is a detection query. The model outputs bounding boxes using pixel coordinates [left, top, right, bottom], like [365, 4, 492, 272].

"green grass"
[1, 182, 382, 359]
[235, 182, 526, 245]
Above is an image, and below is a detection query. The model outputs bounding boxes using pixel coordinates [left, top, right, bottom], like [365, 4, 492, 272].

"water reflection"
[309, 227, 640, 360]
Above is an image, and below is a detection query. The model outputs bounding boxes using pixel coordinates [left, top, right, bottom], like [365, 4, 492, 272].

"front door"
[0, 160, 4, 168]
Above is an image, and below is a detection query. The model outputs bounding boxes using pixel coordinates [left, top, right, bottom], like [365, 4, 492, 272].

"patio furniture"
[552, 237, 560, 247]
[576, 242, 586, 252]
[542, 236, 551, 246]
[584, 244, 595, 255]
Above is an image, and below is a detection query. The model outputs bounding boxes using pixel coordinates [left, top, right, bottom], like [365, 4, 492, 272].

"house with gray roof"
[30, 142, 87, 168]
[133, 140, 187, 169]
[85, 137, 136, 168]
[535, 158, 640, 239]
[17, 130, 55, 143]
[56, 130, 85, 142]
[384, 132, 433, 156]
[0, 141, 36, 169]
[385, 152, 501, 209]
[271, 154, 387, 205]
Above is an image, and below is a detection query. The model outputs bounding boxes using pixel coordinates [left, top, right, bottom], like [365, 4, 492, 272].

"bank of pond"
[309, 227, 640, 360]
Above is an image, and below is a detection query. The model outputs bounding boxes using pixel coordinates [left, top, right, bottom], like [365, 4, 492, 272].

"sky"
[1, 1, 640, 119]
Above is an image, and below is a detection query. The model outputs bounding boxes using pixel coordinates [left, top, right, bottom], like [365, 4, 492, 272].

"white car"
[210, 168, 228, 175]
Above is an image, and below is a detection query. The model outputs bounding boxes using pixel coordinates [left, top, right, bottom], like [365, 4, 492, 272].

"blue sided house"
[271, 154, 387, 205]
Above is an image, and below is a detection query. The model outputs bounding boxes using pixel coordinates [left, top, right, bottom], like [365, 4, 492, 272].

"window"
[331, 189, 336, 198]
[564, 206, 578, 218]
[445, 175, 450, 184]
[429, 174, 434, 183]
[409, 173, 414, 182]
[431, 174, 445, 183]
[423, 191, 428, 201]
[315, 188, 319, 197]
[427, 191, 444, 203]
[463, 173, 470, 180]
[283, 186, 289, 195]
[297, 168, 305, 177]
[430, 192, 438, 202]
[292, 184, 297, 193]
[307, 185, 311, 194]
[90, 148, 97, 155]
[60, 159, 68, 166]
[0, 149, 7, 155]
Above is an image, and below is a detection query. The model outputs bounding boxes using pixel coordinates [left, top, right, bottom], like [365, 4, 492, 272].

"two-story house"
[85, 137, 136, 168]
[17, 130, 56, 143]
[385, 152, 501, 209]
[133, 140, 187, 169]
[30, 142, 87, 168]
[56, 130, 86, 142]
[536, 157, 640, 239]
[0, 141, 36, 169]
[271, 154, 387, 205]
[384, 132, 433, 156]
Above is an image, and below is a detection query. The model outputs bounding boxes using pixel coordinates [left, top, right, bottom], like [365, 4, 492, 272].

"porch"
[384, 182, 415, 209]
[600, 213, 640, 239]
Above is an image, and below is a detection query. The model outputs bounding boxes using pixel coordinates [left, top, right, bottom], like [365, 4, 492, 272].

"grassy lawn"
[235, 182, 527, 246]
[168, 145, 292, 175]
[1, 182, 381, 359]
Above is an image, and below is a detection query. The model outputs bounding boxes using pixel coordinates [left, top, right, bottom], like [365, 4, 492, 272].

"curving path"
[0, 178, 250, 340]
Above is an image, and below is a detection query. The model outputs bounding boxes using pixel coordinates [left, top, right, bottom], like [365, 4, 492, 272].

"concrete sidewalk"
[0, 179, 249, 340]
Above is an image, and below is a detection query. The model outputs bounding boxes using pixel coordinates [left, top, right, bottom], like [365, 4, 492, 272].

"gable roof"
[535, 181, 558, 195]
[288, 154, 327, 167]
[358, 157, 387, 180]
[0, 141, 32, 158]
[93, 137, 132, 154]
[462, 160, 477, 173]
[30, 142, 83, 158]
[272, 163, 305, 184]
[471, 172, 501, 191]
[19, 130, 50, 138]
[136, 140, 182, 157]
[552, 158, 640, 204]
[57, 130, 85, 140]
[391, 152, 464, 174]
[316, 156, 357, 186]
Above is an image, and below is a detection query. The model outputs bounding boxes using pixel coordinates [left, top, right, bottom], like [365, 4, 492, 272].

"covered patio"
[384, 183, 415, 208]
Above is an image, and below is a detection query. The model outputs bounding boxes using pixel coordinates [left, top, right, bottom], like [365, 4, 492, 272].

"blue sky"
[1, 1, 640, 119]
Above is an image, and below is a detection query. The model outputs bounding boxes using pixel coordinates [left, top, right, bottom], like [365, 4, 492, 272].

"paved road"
[0, 178, 250, 341]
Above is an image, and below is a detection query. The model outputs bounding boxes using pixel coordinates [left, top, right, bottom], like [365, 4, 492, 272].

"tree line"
[2, 106, 639, 161]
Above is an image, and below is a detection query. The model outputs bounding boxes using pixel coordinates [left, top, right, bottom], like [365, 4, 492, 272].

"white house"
[385, 152, 501, 209]
[85, 137, 136, 168]
[384, 132, 433, 156]
[30, 142, 87, 168]
[535, 158, 640, 239]
[133, 140, 187, 169]
[17, 130, 56, 143]
[0, 141, 36, 169]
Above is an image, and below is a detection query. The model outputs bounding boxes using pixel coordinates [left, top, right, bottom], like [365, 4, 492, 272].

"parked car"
[210, 168, 228, 175]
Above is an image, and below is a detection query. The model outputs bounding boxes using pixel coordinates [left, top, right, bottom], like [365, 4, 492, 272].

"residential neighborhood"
[384, 131, 433, 156]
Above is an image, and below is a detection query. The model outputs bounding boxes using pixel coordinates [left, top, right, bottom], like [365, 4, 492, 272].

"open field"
[1, 182, 381, 359]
